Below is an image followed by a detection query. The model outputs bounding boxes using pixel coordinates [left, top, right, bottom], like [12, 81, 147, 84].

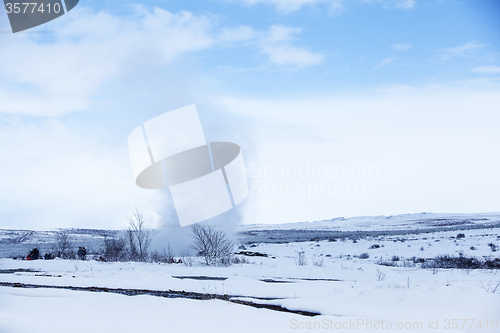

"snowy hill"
[242, 212, 500, 232]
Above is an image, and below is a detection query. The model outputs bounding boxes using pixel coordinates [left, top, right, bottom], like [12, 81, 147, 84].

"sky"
[0, 0, 499, 230]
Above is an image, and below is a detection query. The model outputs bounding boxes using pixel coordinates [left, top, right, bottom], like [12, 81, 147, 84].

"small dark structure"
[26, 248, 40, 260]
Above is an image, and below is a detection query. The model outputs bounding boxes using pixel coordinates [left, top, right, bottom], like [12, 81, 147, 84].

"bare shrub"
[422, 255, 488, 269]
[294, 251, 307, 266]
[191, 224, 234, 266]
[412, 256, 425, 263]
[359, 252, 369, 259]
[378, 260, 397, 267]
[375, 268, 386, 281]
[53, 230, 72, 259]
[233, 256, 250, 264]
[313, 255, 324, 267]
[150, 243, 175, 264]
[127, 208, 152, 262]
[103, 236, 127, 261]
[401, 261, 415, 268]
[181, 251, 194, 266]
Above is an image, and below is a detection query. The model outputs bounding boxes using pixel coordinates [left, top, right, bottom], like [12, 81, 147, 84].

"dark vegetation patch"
[416, 218, 488, 227]
[172, 276, 227, 281]
[421, 255, 500, 269]
[259, 279, 294, 283]
[240, 223, 500, 244]
[0, 268, 40, 274]
[378, 256, 500, 269]
[235, 251, 268, 257]
[377, 260, 397, 267]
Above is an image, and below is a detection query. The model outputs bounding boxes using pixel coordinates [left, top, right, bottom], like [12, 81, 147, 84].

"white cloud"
[259, 25, 324, 68]
[374, 56, 396, 69]
[0, 10, 324, 228]
[264, 24, 301, 43]
[0, 118, 163, 229]
[360, 0, 418, 9]
[229, 0, 418, 12]
[439, 41, 487, 60]
[218, 25, 257, 43]
[391, 43, 413, 51]
[215, 84, 500, 224]
[392, 0, 417, 9]
[0, 8, 321, 117]
[228, 0, 345, 13]
[0, 7, 217, 117]
[472, 66, 500, 74]
[261, 44, 325, 67]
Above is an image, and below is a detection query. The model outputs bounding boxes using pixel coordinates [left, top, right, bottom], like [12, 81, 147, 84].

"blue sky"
[70, 0, 500, 95]
[0, 0, 499, 229]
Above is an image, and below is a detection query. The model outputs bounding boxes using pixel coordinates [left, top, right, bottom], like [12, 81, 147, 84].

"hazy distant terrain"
[0, 229, 118, 258]
[240, 212, 500, 244]
[1, 212, 500, 258]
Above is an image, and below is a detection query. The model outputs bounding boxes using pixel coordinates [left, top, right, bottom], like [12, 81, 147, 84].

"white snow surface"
[1, 218, 499, 333]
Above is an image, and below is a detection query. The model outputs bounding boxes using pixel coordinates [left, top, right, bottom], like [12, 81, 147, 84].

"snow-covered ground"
[1, 214, 499, 333]
[241, 212, 500, 232]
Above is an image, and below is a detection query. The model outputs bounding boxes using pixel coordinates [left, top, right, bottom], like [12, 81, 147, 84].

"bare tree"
[53, 230, 71, 258]
[126, 229, 138, 260]
[191, 224, 233, 266]
[127, 208, 152, 261]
